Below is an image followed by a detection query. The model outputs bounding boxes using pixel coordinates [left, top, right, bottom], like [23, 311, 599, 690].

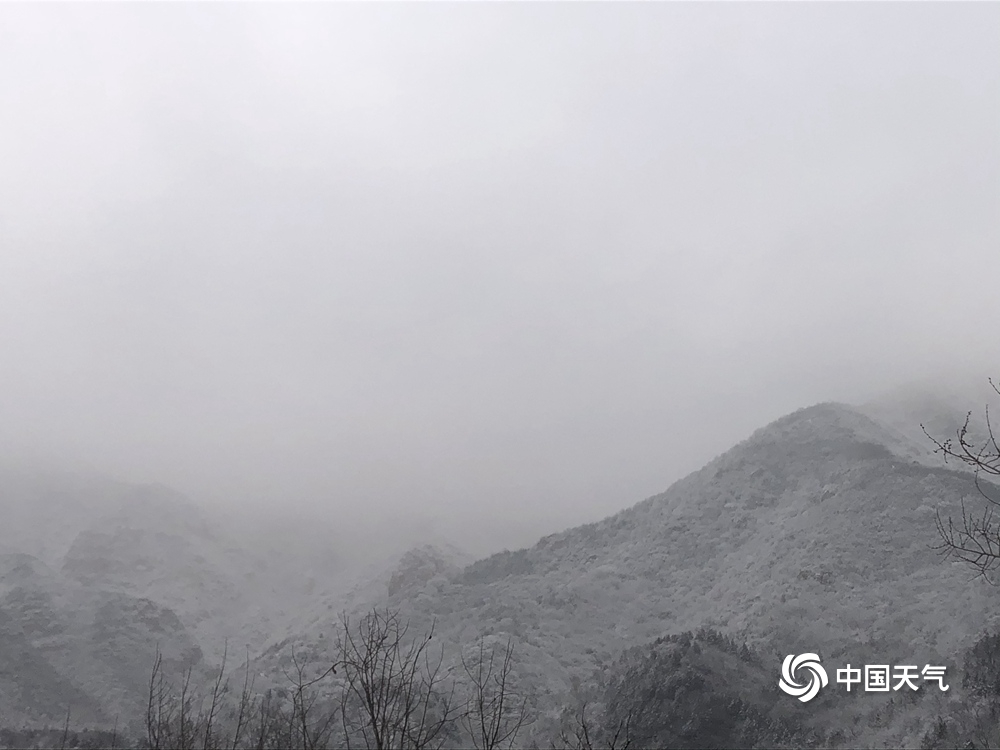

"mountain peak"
[744, 401, 899, 449]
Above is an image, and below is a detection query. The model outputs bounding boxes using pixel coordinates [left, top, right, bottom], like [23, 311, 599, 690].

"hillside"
[262, 401, 1000, 746]
[0, 551, 202, 734]
[354, 403, 999, 655]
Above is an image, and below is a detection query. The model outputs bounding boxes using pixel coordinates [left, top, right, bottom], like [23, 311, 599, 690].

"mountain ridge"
[254, 399, 1000, 747]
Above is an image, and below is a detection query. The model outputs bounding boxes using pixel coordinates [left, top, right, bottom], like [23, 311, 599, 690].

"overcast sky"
[1, 3, 998, 551]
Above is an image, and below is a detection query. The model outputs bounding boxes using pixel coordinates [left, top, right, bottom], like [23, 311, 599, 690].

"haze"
[1, 3, 997, 553]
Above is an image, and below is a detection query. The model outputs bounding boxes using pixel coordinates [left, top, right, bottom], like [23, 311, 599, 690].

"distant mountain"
[0, 469, 133, 567]
[0, 468, 361, 734]
[61, 501, 265, 660]
[0, 551, 201, 735]
[0, 473, 263, 734]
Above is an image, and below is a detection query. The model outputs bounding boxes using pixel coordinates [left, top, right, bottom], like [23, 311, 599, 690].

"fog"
[1, 3, 997, 553]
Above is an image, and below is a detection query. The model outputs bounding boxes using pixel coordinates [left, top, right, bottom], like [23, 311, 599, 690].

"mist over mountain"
[3, 387, 1000, 746]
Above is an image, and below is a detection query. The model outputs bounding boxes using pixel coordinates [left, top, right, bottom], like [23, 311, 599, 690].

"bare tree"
[145, 643, 294, 750]
[337, 608, 458, 750]
[58, 706, 71, 750]
[282, 649, 337, 750]
[226, 646, 256, 750]
[145, 647, 207, 750]
[461, 636, 529, 750]
[246, 689, 292, 750]
[146, 648, 175, 750]
[201, 641, 230, 750]
[558, 702, 631, 750]
[924, 377, 1000, 580]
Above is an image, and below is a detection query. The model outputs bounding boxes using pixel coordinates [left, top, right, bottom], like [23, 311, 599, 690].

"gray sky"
[1, 3, 998, 552]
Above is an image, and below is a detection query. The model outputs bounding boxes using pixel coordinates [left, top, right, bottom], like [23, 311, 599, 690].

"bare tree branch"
[461, 636, 529, 750]
[337, 608, 458, 749]
[924, 378, 1000, 580]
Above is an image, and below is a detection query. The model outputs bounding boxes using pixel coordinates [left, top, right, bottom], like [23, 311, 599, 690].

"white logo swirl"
[779, 653, 828, 702]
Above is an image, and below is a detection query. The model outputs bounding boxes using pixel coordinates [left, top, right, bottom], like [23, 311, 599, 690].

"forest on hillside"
[7, 607, 1000, 750]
